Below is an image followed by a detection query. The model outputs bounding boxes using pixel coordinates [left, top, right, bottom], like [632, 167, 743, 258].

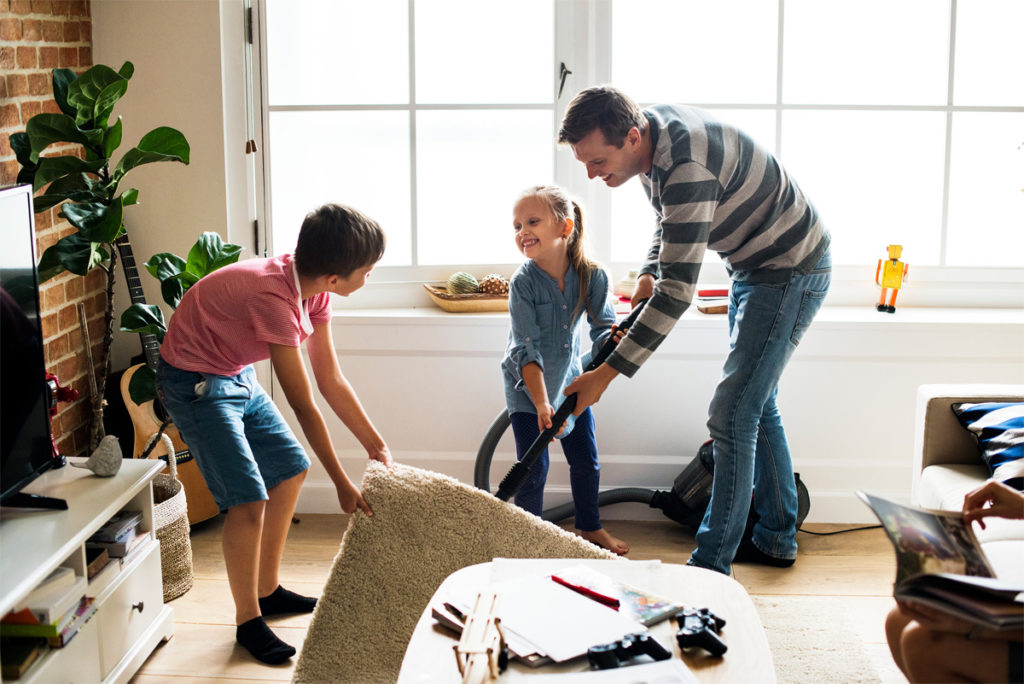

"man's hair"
[294, 203, 386, 278]
[558, 85, 646, 147]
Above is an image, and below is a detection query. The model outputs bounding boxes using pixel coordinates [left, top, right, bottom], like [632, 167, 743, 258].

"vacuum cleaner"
[476, 299, 810, 535]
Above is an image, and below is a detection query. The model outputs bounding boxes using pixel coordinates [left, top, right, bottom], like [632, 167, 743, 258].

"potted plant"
[8, 61, 190, 449]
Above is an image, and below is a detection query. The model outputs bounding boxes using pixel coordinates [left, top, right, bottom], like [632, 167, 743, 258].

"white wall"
[90, 2, 1024, 524]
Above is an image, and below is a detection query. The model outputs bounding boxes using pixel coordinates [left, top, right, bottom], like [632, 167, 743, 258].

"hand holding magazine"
[857, 491, 1023, 631]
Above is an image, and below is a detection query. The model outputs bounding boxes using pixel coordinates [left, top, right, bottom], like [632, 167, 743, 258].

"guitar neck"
[115, 236, 161, 371]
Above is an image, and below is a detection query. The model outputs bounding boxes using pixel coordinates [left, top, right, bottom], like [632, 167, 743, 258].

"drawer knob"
[132, 601, 145, 613]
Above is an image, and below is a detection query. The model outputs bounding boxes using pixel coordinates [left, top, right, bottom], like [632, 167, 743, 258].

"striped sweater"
[606, 104, 830, 378]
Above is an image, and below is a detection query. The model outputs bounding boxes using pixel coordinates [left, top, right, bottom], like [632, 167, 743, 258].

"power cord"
[798, 525, 882, 536]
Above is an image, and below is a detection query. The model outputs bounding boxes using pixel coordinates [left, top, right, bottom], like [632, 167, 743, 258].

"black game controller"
[587, 632, 673, 670]
[675, 607, 727, 657]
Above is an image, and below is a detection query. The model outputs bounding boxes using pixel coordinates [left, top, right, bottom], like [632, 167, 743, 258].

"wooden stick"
[77, 302, 105, 450]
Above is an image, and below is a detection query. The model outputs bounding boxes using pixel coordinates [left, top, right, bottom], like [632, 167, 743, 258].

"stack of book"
[695, 288, 729, 314]
[86, 510, 143, 558]
[1, 566, 97, 655]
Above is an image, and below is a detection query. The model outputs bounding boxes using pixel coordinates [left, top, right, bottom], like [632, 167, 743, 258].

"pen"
[551, 574, 620, 610]
[443, 602, 466, 623]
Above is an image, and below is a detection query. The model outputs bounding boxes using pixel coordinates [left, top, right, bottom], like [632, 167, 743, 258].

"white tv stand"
[0, 458, 174, 682]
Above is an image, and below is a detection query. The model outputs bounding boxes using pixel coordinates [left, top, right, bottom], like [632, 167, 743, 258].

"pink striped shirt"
[161, 254, 331, 376]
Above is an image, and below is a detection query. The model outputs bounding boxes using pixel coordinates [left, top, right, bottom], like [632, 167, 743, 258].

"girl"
[501, 185, 628, 555]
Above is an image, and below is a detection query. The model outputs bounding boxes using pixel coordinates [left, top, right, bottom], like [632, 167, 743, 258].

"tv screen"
[1, 183, 59, 502]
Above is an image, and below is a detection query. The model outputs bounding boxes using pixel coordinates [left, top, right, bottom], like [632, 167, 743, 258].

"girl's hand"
[609, 324, 625, 345]
[963, 480, 1024, 529]
[337, 480, 373, 517]
[536, 402, 564, 436]
[368, 444, 394, 471]
[896, 600, 974, 635]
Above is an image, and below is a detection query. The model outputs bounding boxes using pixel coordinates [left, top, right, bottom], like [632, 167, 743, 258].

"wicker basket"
[146, 432, 194, 602]
[423, 283, 509, 313]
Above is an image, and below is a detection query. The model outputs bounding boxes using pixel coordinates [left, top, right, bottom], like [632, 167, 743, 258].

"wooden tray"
[423, 284, 508, 313]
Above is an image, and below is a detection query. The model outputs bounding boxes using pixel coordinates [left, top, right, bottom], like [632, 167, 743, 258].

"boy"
[156, 203, 392, 664]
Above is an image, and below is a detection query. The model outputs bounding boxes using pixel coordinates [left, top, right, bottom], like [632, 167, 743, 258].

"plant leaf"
[62, 200, 124, 243]
[119, 303, 166, 343]
[120, 187, 139, 206]
[104, 117, 123, 158]
[32, 156, 106, 192]
[26, 113, 92, 162]
[186, 232, 243, 278]
[144, 252, 187, 280]
[67, 64, 127, 127]
[160, 275, 188, 310]
[9, 132, 38, 185]
[37, 234, 109, 281]
[117, 61, 134, 80]
[32, 172, 93, 212]
[92, 79, 129, 129]
[112, 126, 190, 182]
[127, 364, 157, 405]
[51, 68, 78, 118]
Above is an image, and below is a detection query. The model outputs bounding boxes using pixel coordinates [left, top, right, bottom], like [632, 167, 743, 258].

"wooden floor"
[132, 515, 907, 683]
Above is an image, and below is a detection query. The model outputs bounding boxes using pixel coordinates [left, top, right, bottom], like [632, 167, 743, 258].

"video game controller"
[587, 632, 673, 670]
[675, 607, 727, 657]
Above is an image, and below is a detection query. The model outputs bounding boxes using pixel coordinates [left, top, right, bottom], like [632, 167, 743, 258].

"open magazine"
[858, 491, 1024, 631]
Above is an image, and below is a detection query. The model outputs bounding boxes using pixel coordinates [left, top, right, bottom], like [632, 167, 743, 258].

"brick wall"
[1, 0, 104, 458]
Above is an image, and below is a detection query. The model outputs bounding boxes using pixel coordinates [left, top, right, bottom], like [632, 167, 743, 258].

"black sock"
[732, 538, 796, 568]
[236, 616, 296, 664]
[258, 585, 318, 616]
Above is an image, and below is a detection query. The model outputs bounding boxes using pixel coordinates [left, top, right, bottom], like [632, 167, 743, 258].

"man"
[559, 86, 831, 575]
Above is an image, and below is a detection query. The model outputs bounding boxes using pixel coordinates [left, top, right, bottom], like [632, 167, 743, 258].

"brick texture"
[1, 0, 98, 457]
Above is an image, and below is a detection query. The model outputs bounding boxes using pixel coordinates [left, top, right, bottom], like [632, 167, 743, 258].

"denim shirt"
[501, 260, 616, 438]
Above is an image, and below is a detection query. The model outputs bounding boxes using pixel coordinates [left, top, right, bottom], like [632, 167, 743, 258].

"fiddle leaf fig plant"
[120, 231, 242, 404]
[8, 61, 190, 451]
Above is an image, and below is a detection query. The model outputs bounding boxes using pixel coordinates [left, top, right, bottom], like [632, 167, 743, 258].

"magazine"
[858, 491, 1024, 630]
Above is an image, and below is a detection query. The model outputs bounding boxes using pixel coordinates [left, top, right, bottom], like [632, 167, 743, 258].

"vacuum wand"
[495, 298, 649, 502]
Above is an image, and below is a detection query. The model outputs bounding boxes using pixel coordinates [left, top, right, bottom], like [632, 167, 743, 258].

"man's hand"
[632, 273, 655, 308]
[337, 478, 373, 517]
[564, 364, 619, 416]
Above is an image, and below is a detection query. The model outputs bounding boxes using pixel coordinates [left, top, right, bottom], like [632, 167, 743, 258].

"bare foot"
[579, 528, 629, 556]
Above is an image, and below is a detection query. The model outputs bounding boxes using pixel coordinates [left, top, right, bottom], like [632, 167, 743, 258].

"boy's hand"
[368, 445, 394, 470]
[337, 480, 373, 517]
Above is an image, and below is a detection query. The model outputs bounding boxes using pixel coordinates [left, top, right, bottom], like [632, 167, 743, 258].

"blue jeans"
[689, 252, 831, 575]
[509, 407, 602, 531]
[156, 360, 311, 510]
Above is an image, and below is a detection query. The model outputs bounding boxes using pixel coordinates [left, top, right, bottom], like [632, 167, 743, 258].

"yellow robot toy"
[875, 244, 909, 313]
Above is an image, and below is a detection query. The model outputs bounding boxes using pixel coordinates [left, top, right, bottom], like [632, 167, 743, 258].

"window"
[256, 0, 1023, 304]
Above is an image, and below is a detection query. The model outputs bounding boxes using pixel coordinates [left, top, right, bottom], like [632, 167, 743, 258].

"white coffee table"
[398, 559, 775, 683]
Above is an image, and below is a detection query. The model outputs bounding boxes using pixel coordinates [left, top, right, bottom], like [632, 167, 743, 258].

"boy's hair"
[518, 185, 606, 324]
[294, 203, 386, 278]
[557, 85, 646, 147]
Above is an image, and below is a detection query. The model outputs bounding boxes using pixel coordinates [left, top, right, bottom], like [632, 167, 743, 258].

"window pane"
[612, 0, 777, 104]
[953, 0, 1024, 106]
[780, 111, 947, 265]
[784, 0, 949, 105]
[266, 0, 408, 105]
[269, 111, 411, 265]
[610, 109, 777, 263]
[415, 0, 553, 104]
[946, 112, 1024, 266]
[416, 110, 553, 264]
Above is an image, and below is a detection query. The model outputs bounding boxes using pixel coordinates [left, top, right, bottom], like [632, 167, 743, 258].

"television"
[1, 183, 67, 510]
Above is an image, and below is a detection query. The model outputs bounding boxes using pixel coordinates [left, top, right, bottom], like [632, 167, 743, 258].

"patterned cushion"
[951, 402, 1024, 488]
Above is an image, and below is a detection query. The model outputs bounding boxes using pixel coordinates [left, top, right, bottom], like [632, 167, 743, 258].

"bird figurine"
[71, 435, 123, 477]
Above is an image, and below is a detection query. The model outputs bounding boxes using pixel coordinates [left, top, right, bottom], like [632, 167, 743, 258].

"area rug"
[292, 462, 615, 684]
[754, 596, 880, 684]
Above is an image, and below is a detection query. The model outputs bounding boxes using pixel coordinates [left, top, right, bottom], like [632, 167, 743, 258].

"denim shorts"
[155, 359, 311, 510]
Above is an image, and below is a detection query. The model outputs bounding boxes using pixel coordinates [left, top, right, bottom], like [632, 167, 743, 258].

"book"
[119, 530, 153, 568]
[85, 547, 110, 579]
[549, 564, 680, 627]
[858, 491, 1024, 631]
[19, 567, 75, 607]
[87, 524, 137, 557]
[46, 597, 97, 648]
[8, 575, 87, 626]
[0, 594, 92, 640]
[0, 637, 46, 680]
[87, 559, 121, 598]
[91, 510, 143, 543]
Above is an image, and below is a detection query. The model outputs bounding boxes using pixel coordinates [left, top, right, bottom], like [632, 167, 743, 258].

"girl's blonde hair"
[518, 185, 603, 323]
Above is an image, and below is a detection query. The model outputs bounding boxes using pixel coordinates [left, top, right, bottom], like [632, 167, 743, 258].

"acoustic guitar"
[116, 237, 220, 525]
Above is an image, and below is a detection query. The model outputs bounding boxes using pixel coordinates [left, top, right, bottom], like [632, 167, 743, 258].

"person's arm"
[895, 600, 1021, 642]
[963, 480, 1024, 529]
[521, 362, 558, 433]
[304, 323, 392, 467]
[268, 341, 373, 516]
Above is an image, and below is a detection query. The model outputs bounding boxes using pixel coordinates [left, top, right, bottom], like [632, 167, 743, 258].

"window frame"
[251, 0, 1024, 309]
